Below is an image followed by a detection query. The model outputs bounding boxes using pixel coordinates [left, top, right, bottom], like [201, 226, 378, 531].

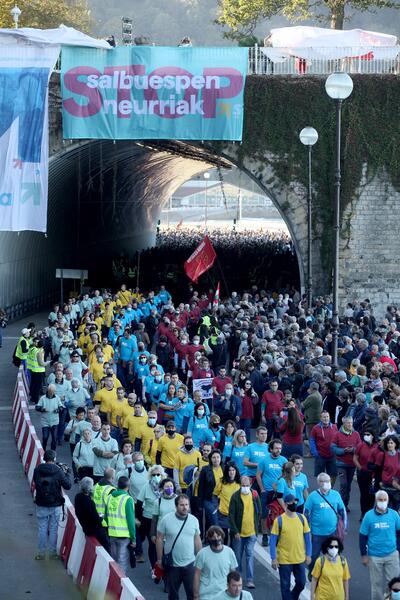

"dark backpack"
[35, 469, 63, 506]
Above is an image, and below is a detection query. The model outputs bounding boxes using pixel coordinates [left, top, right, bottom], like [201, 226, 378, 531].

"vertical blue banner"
[61, 46, 248, 141]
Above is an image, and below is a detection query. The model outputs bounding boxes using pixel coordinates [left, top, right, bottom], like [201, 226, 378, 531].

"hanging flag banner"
[0, 43, 59, 232]
[184, 235, 216, 283]
[61, 46, 248, 141]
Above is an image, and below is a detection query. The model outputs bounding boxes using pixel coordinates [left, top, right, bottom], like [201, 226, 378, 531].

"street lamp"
[299, 126, 318, 309]
[325, 72, 353, 370]
[10, 4, 21, 28]
[203, 172, 210, 230]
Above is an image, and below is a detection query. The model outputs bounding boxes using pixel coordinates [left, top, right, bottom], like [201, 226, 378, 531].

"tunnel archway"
[0, 139, 304, 309]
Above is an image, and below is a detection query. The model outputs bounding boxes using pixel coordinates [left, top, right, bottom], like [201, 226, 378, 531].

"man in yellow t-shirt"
[155, 420, 183, 477]
[117, 284, 132, 307]
[124, 400, 148, 443]
[270, 493, 312, 599]
[173, 433, 202, 491]
[108, 386, 128, 444]
[229, 475, 261, 589]
[93, 376, 118, 421]
[135, 410, 157, 465]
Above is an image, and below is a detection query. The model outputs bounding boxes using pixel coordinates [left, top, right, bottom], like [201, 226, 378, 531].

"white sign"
[0, 43, 59, 232]
[56, 269, 88, 279]
[193, 377, 213, 401]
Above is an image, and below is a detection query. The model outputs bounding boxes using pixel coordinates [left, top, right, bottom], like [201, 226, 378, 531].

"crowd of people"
[17, 284, 400, 600]
[111, 228, 297, 297]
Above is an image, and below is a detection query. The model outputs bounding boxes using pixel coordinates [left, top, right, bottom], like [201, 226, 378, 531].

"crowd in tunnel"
[110, 227, 298, 299]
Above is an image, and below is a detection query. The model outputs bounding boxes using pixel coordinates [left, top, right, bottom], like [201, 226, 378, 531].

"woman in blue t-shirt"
[187, 402, 209, 448]
[229, 429, 248, 475]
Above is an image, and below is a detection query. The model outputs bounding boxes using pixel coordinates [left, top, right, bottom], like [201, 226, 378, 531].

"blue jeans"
[203, 497, 218, 531]
[310, 533, 332, 573]
[240, 419, 252, 441]
[36, 505, 62, 554]
[232, 535, 257, 582]
[42, 425, 57, 450]
[279, 563, 306, 600]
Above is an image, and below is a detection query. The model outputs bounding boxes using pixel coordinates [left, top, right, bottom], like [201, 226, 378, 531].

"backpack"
[183, 459, 200, 488]
[266, 499, 284, 533]
[35, 469, 63, 506]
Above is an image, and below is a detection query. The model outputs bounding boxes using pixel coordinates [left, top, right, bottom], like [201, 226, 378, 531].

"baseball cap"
[284, 493, 297, 503]
[21, 328, 30, 335]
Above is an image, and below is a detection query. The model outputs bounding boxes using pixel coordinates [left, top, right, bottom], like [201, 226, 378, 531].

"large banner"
[0, 43, 59, 232]
[61, 46, 248, 141]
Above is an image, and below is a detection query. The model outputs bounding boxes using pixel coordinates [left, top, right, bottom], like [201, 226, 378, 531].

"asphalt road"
[1, 311, 373, 600]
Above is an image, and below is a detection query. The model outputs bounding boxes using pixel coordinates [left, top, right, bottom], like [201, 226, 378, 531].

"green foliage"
[216, 0, 400, 32]
[231, 75, 400, 270]
[0, 0, 90, 31]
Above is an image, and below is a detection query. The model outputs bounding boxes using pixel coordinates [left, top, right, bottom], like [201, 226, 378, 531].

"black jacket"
[75, 492, 104, 536]
[197, 465, 218, 504]
[33, 463, 71, 507]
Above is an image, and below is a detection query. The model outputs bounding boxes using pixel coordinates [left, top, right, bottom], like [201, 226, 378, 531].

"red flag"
[213, 282, 220, 309]
[184, 236, 216, 283]
[176, 219, 183, 228]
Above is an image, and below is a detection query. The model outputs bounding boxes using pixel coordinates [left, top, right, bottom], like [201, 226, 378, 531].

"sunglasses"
[328, 544, 339, 549]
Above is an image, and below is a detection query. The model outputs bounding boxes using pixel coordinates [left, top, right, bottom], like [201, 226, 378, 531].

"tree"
[216, 0, 400, 32]
[0, 0, 91, 32]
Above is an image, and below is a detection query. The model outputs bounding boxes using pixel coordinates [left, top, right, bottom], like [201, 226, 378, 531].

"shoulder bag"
[162, 515, 188, 569]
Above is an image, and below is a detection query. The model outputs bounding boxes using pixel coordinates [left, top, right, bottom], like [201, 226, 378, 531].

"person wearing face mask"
[173, 385, 194, 433]
[304, 473, 347, 575]
[136, 465, 167, 567]
[385, 577, 400, 600]
[193, 526, 238, 600]
[151, 478, 177, 540]
[270, 494, 311, 600]
[173, 434, 202, 493]
[229, 475, 261, 589]
[188, 403, 210, 448]
[353, 429, 377, 517]
[331, 416, 361, 512]
[214, 384, 242, 424]
[360, 490, 400, 600]
[134, 410, 158, 466]
[147, 370, 166, 408]
[124, 399, 148, 444]
[156, 421, 184, 477]
[199, 415, 225, 449]
[310, 536, 350, 600]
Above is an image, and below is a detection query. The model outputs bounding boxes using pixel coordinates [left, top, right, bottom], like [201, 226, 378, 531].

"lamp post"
[10, 4, 21, 28]
[203, 172, 210, 230]
[299, 126, 318, 309]
[325, 72, 353, 370]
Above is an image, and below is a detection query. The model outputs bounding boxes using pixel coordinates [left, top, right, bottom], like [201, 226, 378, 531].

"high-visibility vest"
[93, 483, 115, 525]
[27, 346, 45, 373]
[107, 493, 130, 538]
[15, 336, 30, 360]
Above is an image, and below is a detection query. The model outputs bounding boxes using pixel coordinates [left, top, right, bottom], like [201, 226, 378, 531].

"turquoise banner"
[61, 46, 248, 141]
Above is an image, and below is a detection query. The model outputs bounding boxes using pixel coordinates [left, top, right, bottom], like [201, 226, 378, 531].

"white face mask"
[197, 410, 205, 417]
[377, 500, 388, 511]
[225, 389, 233, 396]
[364, 434, 373, 443]
[241, 486, 251, 495]
[321, 482, 331, 492]
[327, 547, 339, 558]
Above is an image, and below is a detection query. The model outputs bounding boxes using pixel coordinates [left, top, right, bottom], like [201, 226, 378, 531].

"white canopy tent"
[262, 26, 400, 62]
[0, 24, 111, 49]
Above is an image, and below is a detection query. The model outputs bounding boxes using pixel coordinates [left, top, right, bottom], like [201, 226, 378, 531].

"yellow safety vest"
[15, 336, 30, 360]
[107, 493, 130, 538]
[27, 346, 45, 373]
[93, 483, 115, 526]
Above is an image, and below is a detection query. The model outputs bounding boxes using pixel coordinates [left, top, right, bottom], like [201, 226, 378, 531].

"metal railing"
[248, 44, 400, 75]
[4, 290, 58, 322]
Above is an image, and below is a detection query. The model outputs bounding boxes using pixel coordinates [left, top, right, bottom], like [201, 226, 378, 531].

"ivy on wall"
[216, 75, 400, 277]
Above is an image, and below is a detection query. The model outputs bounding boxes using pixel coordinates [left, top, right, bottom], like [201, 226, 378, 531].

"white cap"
[21, 328, 30, 335]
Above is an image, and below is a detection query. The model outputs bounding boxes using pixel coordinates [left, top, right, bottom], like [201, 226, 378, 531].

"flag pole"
[216, 255, 229, 297]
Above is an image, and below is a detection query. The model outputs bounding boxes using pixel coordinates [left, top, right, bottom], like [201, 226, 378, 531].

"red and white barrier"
[12, 367, 146, 600]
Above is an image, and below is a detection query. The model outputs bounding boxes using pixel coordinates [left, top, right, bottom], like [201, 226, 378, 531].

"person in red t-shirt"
[261, 380, 284, 440]
[331, 416, 361, 510]
[212, 367, 233, 396]
[185, 335, 204, 374]
[354, 429, 377, 516]
[375, 435, 400, 489]
[239, 379, 257, 440]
